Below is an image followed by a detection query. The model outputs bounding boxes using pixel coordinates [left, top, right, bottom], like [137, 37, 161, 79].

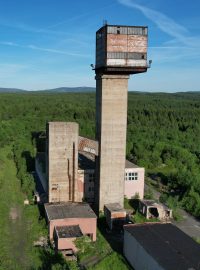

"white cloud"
[118, 0, 200, 66]
[118, 0, 200, 47]
[0, 41, 91, 58]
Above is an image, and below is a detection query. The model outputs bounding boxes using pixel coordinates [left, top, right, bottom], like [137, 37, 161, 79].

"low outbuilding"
[104, 203, 127, 230]
[44, 202, 97, 251]
[124, 223, 200, 270]
[54, 225, 83, 252]
[138, 199, 172, 221]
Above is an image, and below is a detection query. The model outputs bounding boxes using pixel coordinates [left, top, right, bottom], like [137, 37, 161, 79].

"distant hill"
[0, 88, 26, 93]
[39, 87, 95, 93]
[0, 87, 199, 95]
[0, 87, 95, 93]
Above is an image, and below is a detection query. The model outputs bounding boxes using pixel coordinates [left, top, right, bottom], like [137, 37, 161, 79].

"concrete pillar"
[95, 74, 129, 211]
[47, 122, 80, 203]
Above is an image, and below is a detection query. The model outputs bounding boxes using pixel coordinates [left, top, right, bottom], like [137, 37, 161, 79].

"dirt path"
[0, 147, 30, 269]
[172, 209, 200, 239]
[9, 206, 20, 220]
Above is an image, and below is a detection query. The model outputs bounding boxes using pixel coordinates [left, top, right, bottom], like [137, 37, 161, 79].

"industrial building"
[124, 223, 200, 270]
[33, 23, 200, 270]
[95, 24, 148, 211]
[45, 202, 97, 251]
[35, 24, 148, 210]
[35, 23, 149, 254]
[36, 130, 145, 204]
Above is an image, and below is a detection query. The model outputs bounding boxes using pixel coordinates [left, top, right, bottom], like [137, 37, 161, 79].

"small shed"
[44, 202, 97, 242]
[104, 203, 127, 230]
[54, 225, 83, 252]
[138, 200, 172, 221]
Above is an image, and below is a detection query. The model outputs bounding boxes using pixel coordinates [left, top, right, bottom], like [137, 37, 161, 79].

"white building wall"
[124, 230, 164, 270]
[80, 166, 144, 203]
[124, 167, 144, 199]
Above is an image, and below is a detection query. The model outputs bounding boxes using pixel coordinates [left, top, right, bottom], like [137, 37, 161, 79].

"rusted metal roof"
[78, 136, 99, 156]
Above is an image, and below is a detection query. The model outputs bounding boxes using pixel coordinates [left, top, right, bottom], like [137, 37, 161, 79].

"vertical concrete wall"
[95, 74, 129, 211]
[47, 122, 80, 203]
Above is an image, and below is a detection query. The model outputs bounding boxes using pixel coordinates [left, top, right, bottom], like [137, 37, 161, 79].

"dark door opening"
[149, 207, 159, 218]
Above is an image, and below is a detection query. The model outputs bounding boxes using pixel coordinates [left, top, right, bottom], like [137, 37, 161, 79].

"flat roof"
[124, 223, 200, 270]
[45, 202, 96, 220]
[55, 225, 83, 239]
[140, 200, 170, 210]
[105, 203, 126, 213]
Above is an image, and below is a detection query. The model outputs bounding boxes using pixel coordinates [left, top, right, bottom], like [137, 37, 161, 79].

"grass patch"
[89, 252, 131, 270]
[160, 194, 183, 222]
[133, 211, 159, 224]
[0, 146, 47, 269]
[76, 230, 112, 263]
[192, 237, 200, 244]
[124, 197, 138, 212]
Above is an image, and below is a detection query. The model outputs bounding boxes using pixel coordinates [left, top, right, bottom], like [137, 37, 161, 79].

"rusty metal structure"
[96, 24, 148, 74]
[95, 24, 149, 211]
[78, 136, 99, 156]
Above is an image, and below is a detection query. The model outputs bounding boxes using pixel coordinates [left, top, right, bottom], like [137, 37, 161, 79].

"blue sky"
[0, 0, 199, 91]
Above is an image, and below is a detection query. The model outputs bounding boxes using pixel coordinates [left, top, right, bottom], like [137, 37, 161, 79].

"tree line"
[0, 91, 200, 217]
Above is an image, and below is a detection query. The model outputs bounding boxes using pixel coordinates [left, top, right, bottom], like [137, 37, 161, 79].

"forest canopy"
[0, 91, 200, 217]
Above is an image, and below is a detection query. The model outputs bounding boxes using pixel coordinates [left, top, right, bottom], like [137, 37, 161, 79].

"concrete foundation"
[95, 74, 129, 211]
[47, 122, 80, 203]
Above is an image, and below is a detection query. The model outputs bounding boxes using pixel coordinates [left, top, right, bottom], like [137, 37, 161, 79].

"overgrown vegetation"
[0, 146, 47, 269]
[1, 91, 200, 268]
[88, 252, 132, 270]
[75, 217, 130, 269]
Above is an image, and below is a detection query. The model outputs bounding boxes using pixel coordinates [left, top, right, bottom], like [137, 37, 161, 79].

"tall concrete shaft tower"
[47, 122, 80, 203]
[95, 25, 148, 211]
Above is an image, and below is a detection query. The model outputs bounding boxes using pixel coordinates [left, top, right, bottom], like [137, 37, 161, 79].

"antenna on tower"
[103, 19, 107, 26]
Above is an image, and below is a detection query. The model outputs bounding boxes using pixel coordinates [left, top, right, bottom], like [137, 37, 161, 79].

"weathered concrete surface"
[95, 74, 129, 211]
[47, 122, 80, 203]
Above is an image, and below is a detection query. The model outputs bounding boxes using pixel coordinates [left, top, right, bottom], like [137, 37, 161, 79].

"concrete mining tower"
[95, 24, 149, 211]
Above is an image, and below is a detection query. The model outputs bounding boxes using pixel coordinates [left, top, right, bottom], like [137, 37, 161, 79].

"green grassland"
[0, 146, 47, 269]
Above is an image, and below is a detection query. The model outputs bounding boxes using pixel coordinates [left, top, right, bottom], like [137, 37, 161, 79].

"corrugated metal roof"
[45, 202, 96, 220]
[124, 223, 200, 270]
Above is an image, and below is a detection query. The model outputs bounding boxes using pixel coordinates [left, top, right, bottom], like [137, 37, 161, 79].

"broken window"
[149, 207, 159, 218]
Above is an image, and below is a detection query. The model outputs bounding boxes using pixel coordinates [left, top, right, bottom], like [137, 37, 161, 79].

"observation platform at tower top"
[95, 24, 149, 75]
